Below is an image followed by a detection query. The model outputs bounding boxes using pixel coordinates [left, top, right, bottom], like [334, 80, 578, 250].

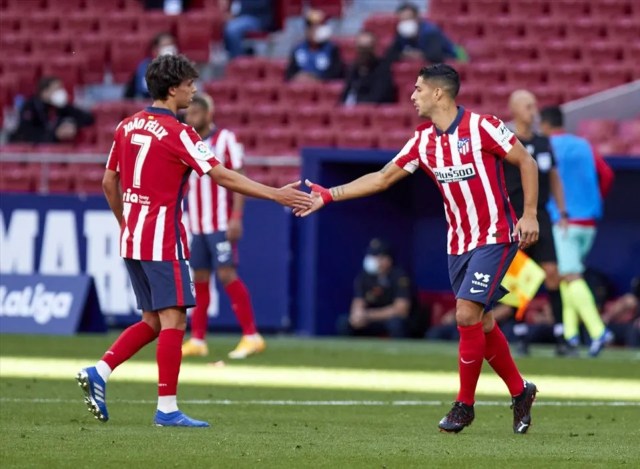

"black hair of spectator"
[37, 76, 60, 95]
[540, 106, 564, 128]
[145, 54, 199, 101]
[190, 94, 210, 112]
[396, 2, 419, 15]
[419, 64, 460, 98]
[151, 31, 175, 50]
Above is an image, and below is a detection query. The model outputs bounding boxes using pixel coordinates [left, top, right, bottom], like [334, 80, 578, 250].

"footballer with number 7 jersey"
[297, 64, 540, 434]
[76, 54, 311, 428]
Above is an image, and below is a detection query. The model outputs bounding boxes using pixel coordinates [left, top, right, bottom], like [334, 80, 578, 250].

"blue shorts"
[124, 259, 196, 312]
[448, 243, 518, 312]
[189, 232, 237, 271]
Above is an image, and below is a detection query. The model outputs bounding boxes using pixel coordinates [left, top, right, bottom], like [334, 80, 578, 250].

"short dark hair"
[37, 76, 60, 94]
[419, 64, 460, 98]
[190, 94, 211, 112]
[539, 106, 564, 128]
[397, 2, 419, 15]
[151, 32, 174, 49]
[145, 54, 199, 101]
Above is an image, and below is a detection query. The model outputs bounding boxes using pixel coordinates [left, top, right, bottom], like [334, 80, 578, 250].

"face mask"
[397, 19, 419, 38]
[49, 88, 68, 108]
[363, 255, 379, 275]
[158, 45, 178, 56]
[313, 24, 332, 43]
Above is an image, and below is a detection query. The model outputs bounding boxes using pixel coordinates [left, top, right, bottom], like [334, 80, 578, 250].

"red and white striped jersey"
[393, 107, 519, 255]
[106, 107, 219, 261]
[187, 127, 243, 234]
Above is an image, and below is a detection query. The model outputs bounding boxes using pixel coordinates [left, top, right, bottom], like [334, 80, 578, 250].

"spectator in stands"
[124, 32, 178, 99]
[340, 31, 396, 105]
[337, 239, 411, 338]
[285, 9, 344, 82]
[10, 76, 94, 144]
[603, 277, 640, 348]
[384, 2, 465, 64]
[540, 106, 615, 357]
[222, 0, 275, 58]
[139, 0, 190, 13]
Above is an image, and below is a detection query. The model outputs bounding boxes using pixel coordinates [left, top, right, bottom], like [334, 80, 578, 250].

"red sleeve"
[479, 115, 517, 159]
[105, 121, 124, 172]
[392, 131, 421, 173]
[592, 146, 615, 197]
[171, 125, 220, 176]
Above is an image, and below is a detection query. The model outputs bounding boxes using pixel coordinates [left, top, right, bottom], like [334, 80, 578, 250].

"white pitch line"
[1, 397, 639, 407]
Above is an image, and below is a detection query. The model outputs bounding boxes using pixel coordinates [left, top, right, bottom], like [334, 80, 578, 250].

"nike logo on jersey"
[470, 288, 485, 294]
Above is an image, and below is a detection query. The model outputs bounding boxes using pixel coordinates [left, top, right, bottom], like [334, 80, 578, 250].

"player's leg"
[183, 234, 213, 357]
[145, 260, 209, 427]
[214, 233, 265, 359]
[553, 225, 582, 346]
[76, 259, 160, 423]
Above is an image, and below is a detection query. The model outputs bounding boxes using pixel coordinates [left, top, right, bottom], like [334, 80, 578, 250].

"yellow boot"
[182, 338, 209, 357]
[228, 334, 266, 359]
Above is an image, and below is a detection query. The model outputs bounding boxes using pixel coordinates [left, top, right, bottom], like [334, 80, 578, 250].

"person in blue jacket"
[222, 0, 275, 58]
[285, 9, 345, 82]
[124, 32, 178, 99]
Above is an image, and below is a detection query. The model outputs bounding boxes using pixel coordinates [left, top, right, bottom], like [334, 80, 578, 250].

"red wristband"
[310, 183, 333, 205]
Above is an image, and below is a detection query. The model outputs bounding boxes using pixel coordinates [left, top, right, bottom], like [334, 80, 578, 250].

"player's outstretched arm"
[208, 165, 311, 210]
[294, 161, 410, 217]
[102, 169, 123, 225]
[505, 140, 539, 249]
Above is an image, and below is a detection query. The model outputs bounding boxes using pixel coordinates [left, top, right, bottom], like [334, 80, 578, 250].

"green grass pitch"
[1, 334, 639, 468]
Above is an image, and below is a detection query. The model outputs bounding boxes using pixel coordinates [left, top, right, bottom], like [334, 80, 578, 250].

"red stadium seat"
[316, 81, 344, 104]
[44, 0, 83, 10]
[507, 0, 549, 18]
[135, 11, 177, 37]
[0, 34, 31, 54]
[377, 129, 412, 150]
[0, 163, 36, 193]
[370, 105, 412, 130]
[501, 40, 538, 62]
[480, 86, 512, 119]
[577, 119, 618, 142]
[42, 56, 85, 89]
[176, 12, 222, 62]
[263, 59, 287, 81]
[297, 128, 336, 148]
[254, 128, 297, 156]
[288, 105, 331, 128]
[203, 80, 238, 104]
[538, 40, 580, 63]
[20, 11, 59, 35]
[589, 65, 633, 90]
[74, 164, 105, 194]
[626, 143, 640, 157]
[59, 13, 99, 35]
[618, 120, 640, 146]
[456, 83, 485, 108]
[98, 12, 138, 35]
[548, 0, 589, 17]
[523, 18, 565, 40]
[482, 17, 525, 42]
[3, 57, 41, 96]
[31, 34, 71, 56]
[93, 102, 127, 127]
[0, 11, 20, 33]
[467, 62, 506, 86]
[595, 140, 629, 157]
[467, 0, 507, 17]
[363, 14, 396, 37]
[246, 105, 288, 128]
[335, 129, 378, 149]
[463, 39, 500, 61]
[232, 127, 257, 151]
[529, 85, 563, 107]
[566, 18, 606, 41]
[591, 0, 632, 18]
[278, 82, 319, 104]
[4, 0, 44, 11]
[271, 165, 302, 188]
[547, 64, 588, 87]
[225, 57, 267, 80]
[236, 82, 279, 105]
[333, 36, 358, 64]
[560, 84, 601, 102]
[45, 163, 73, 193]
[506, 64, 546, 88]
[428, 0, 467, 18]
[329, 105, 373, 130]
[582, 41, 624, 65]
[309, 0, 342, 18]
[441, 16, 483, 42]
[605, 18, 639, 43]
[122, 0, 145, 11]
[109, 35, 148, 83]
[214, 103, 248, 129]
[96, 124, 118, 148]
[73, 36, 109, 83]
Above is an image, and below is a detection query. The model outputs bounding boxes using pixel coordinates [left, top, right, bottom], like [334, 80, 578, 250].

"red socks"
[190, 281, 210, 340]
[101, 321, 157, 370]
[225, 279, 257, 335]
[485, 324, 525, 397]
[456, 322, 486, 406]
[157, 329, 184, 396]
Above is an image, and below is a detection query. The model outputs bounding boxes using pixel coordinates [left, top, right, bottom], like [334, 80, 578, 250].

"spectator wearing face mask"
[285, 9, 345, 82]
[124, 32, 178, 99]
[10, 76, 94, 144]
[385, 2, 466, 64]
[337, 239, 411, 338]
[340, 31, 396, 105]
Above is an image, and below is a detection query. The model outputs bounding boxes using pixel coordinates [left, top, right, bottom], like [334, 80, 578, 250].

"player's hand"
[556, 216, 569, 233]
[293, 179, 332, 217]
[227, 218, 243, 243]
[516, 214, 539, 249]
[274, 181, 313, 210]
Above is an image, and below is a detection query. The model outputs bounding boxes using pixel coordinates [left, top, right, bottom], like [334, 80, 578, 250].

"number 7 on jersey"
[131, 133, 152, 188]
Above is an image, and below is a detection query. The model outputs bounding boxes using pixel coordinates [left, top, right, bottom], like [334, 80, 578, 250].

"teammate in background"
[297, 64, 539, 434]
[540, 106, 615, 357]
[501, 90, 571, 356]
[76, 54, 310, 427]
[182, 94, 265, 359]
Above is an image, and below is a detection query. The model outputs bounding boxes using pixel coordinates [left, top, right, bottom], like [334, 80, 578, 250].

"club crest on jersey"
[457, 138, 470, 155]
[433, 163, 476, 184]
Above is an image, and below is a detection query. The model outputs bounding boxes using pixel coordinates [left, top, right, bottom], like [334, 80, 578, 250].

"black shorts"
[523, 210, 556, 264]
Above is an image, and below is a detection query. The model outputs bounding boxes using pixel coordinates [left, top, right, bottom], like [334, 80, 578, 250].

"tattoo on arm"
[330, 186, 345, 200]
[380, 162, 392, 174]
